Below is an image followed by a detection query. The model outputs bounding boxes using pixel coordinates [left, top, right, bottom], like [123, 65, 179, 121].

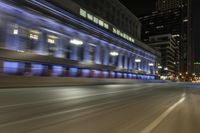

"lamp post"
[157, 65, 162, 79]
[135, 59, 141, 72]
[149, 63, 154, 74]
[109, 51, 119, 78]
[69, 39, 83, 45]
[109, 51, 119, 66]
[109, 51, 119, 56]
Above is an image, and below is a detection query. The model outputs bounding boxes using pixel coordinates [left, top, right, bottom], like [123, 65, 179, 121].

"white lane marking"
[0, 86, 148, 109]
[140, 93, 186, 133]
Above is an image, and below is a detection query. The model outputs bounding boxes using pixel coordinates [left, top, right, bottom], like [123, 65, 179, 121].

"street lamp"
[149, 63, 154, 74]
[157, 66, 162, 77]
[109, 51, 119, 67]
[135, 59, 141, 71]
[135, 59, 141, 63]
[69, 39, 83, 45]
[149, 63, 154, 66]
[109, 51, 119, 56]
[164, 67, 168, 71]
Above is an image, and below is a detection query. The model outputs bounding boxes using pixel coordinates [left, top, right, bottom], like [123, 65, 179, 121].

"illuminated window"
[8, 24, 19, 35]
[13, 29, 18, 35]
[48, 38, 55, 44]
[113, 28, 117, 33]
[47, 35, 57, 44]
[29, 30, 39, 40]
[80, 8, 86, 17]
[87, 13, 93, 21]
[117, 30, 120, 35]
[123, 34, 126, 38]
[104, 23, 109, 29]
[93, 17, 99, 24]
[30, 34, 38, 40]
[99, 20, 104, 27]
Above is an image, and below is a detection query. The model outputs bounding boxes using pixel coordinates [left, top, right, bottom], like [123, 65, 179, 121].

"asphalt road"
[0, 82, 200, 133]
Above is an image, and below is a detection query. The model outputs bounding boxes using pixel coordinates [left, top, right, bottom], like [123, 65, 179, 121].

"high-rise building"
[156, 0, 185, 11]
[148, 34, 179, 79]
[140, 0, 191, 77]
[192, 0, 200, 76]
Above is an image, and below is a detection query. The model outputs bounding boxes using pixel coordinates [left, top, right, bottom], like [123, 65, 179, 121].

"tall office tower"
[140, 0, 192, 77]
[148, 34, 179, 79]
[156, 0, 185, 11]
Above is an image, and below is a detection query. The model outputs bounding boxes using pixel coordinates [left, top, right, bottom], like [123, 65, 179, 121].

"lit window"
[104, 23, 109, 29]
[127, 35, 130, 40]
[47, 35, 57, 44]
[93, 17, 99, 24]
[119, 33, 122, 37]
[29, 30, 39, 40]
[13, 29, 18, 35]
[99, 20, 104, 27]
[87, 13, 93, 21]
[30, 34, 38, 40]
[48, 38, 55, 44]
[69, 39, 83, 45]
[124, 34, 127, 39]
[156, 25, 164, 29]
[80, 8, 86, 17]
[113, 28, 117, 33]
[123, 34, 126, 38]
[117, 30, 120, 35]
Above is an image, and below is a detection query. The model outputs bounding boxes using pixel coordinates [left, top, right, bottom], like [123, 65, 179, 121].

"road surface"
[0, 83, 200, 133]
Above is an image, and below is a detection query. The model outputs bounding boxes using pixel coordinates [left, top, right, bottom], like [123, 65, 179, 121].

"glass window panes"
[13, 29, 18, 35]
[93, 17, 99, 24]
[80, 8, 86, 17]
[99, 20, 104, 27]
[104, 23, 109, 29]
[47, 35, 57, 44]
[8, 24, 19, 35]
[113, 28, 116, 33]
[87, 13, 93, 21]
[29, 30, 40, 40]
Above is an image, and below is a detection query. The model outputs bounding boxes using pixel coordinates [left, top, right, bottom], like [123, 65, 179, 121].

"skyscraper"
[140, 0, 192, 78]
[156, 0, 185, 11]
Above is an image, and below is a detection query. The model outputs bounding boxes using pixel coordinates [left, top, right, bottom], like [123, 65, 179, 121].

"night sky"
[192, 0, 200, 61]
[119, 0, 156, 17]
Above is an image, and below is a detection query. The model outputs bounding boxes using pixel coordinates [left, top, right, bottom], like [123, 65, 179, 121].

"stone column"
[95, 45, 101, 64]
[147, 60, 150, 74]
[70, 45, 78, 61]
[118, 53, 123, 69]
[34, 31, 48, 55]
[52, 38, 65, 76]
[103, 47, 109, 66]
[129, 56, 133, 71]
[124, 54, 128, 69]
[54, 38, 65, 58]
[83, 43, 90, 62]
[132, 56, 136, 71]
[4, 21, 26, 74]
